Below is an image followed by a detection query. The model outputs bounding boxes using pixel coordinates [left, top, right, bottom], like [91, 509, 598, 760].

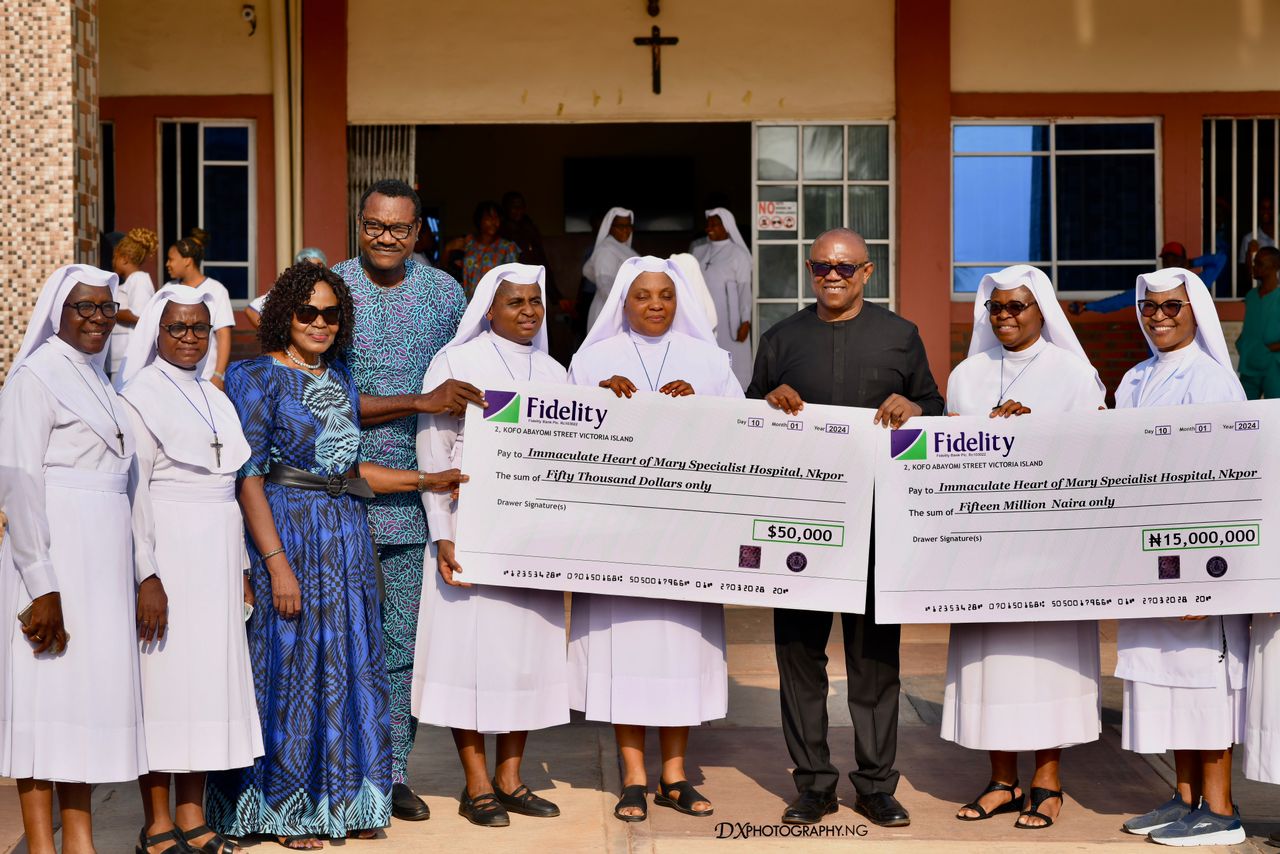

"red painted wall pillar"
[302, 0, 348, 262]
[895, 0, 953, 394]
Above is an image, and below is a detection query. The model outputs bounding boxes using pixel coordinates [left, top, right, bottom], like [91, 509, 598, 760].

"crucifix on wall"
[634, 25, 678, 94]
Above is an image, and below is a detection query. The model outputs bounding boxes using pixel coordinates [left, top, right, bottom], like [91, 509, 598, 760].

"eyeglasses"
[360, 217, 415, 241]
[162, 322, 212, 340]
[294, 305, 342, 325]
[63, 300, 120, 319]
[1138, 299, 1190, 318]
[983, 299, 1038, 318]
[807, 260, 870, 279]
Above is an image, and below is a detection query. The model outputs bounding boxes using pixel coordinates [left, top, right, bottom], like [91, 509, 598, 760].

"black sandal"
[613, 784, 648, 822]
[956, 779, 1022, 822]
[136, 828, 190, 854]
[654, 779, 714, 817]
[493, 779, 560, 817]
[180, 824, 238, 853]
[1015, 787, 1063, 830]
[459, 788, 511, 827]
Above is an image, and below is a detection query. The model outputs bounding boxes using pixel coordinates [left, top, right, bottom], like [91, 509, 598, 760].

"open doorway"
[414, 122, 751, 362]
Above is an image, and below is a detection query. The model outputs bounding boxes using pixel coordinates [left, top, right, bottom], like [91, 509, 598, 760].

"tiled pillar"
[0, 1, 98, 383]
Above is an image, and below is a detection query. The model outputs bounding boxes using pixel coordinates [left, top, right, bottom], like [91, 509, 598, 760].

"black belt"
[267, 463, 374, 499]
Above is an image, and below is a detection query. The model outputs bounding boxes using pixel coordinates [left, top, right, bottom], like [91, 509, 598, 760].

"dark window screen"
[564, 156, 695, 233]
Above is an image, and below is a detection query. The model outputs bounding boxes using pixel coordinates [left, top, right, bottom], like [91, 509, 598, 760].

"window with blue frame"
[952, 121, 1159, 296]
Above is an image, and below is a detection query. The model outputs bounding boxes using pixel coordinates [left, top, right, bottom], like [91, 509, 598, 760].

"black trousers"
[774, 567, 901, 796]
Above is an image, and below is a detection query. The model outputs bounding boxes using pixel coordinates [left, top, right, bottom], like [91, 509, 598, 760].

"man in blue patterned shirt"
[335, 179, 483, 820]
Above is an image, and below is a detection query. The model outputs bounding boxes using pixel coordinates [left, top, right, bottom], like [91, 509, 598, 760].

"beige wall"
[100, 0, 273, 96]
[348, 0, 895, 123]
[954, 0, 1280, 93]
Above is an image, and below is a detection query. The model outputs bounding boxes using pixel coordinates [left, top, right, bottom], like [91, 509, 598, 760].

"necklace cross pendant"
[211, 435, 224, 468]
[116, 431, 125, 455]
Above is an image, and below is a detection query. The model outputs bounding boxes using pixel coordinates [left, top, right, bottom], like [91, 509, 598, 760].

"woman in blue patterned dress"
[205, 263, 464, 850]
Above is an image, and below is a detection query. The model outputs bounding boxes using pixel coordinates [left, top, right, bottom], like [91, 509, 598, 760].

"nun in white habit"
[583, 206, 638, 331]
[568, 255, 738, 822]
[943, 265, 1104, 830]
[1245, 613, 1279, 787]
[1114, 268, 1249, 846]
[411, 263, 568, 827]
[0, 265, 156, 853]
[692, 207, 754, 390]
[119, 285, 264, 853]
[668, 253, 719, 334]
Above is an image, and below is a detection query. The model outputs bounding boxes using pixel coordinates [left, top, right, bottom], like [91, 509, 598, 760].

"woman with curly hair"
[204, 263, 466, 850]
[107, 227, 159, 378]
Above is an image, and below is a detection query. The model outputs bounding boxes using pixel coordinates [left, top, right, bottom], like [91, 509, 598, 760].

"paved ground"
[2, 610, 1277, 852]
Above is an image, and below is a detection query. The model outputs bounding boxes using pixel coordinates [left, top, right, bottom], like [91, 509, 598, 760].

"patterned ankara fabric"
[462, 235, 520, 296]
[206, 357, 391, 839]
[332, 258, 466, 547]
[377, 543, 425, 783]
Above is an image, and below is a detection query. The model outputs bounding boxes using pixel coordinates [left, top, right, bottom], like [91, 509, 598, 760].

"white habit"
[161, 277, 234, 383]
[566, 256, 737, 726]
[1245, 613, 1280, 783]
[1114, 268, 1250, 753]
[941, 265, 1105, 751]
[583, 206, 638, 331]
[0, 265, 150, 783]
[107, 269, 156, 378]
[119, 286, 263, 772]
[692, 207, 753, 390]
[411, 264, 569, 733]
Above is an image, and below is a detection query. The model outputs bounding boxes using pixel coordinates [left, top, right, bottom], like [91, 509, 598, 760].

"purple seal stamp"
[739, 546, 761, 569]
[1158, 555, 1181, 580]
[786, 552, 808, 573]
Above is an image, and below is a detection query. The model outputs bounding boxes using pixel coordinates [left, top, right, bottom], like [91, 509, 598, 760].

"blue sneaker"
[1123, 794, 1193, 835]
[1149, 800, 1245, 847]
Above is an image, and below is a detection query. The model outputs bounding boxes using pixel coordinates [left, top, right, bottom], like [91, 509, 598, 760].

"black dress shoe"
[853, 791, 910, 827]
[782, 790, 839, 824]
[493, 780, 561, 817]
[391, 782, 430, 821]
[458, 788, 511, 827]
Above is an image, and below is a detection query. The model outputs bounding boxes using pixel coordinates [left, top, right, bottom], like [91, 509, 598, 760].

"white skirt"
[139, 486, 263, 772]
[940, 620, 1101, 751]
[568, 594, 727, 727]
[412, 548, 569, 734]
[1122, 680, 1245, 753]
[1245, 613, 1280, 783]
[0, 470, 148, 782]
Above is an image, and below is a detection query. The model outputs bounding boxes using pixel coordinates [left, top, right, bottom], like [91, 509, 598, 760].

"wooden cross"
[634, 25, 678, 94]
[211, 434, 223, 468]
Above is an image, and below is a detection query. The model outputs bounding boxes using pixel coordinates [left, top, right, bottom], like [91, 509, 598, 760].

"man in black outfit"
[747, 227, 944, 827]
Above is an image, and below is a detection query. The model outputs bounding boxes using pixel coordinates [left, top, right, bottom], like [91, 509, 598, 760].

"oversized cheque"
[874, 400, 1280, 623]
[453, 381, 880, 612]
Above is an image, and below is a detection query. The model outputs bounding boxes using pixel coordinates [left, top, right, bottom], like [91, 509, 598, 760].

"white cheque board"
[453, 382, 882, 613]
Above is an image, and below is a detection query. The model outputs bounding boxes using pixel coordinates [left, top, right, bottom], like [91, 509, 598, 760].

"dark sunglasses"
[984, 299, 1038, 318]
[162, 322, 212, 340]
[294, 305, 342, 325]
[1138, 299, 1190, 318]
[807, 260, 870, 278]
[360, 217, 415, 241]
[63, 300, 119, 319]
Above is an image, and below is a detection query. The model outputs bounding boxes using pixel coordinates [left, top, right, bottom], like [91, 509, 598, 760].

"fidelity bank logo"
[483, 390, 521, 423]
[484, 390, 610, 430]
[891, 429, 928, 460]
[891, 428, 1015, 459]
